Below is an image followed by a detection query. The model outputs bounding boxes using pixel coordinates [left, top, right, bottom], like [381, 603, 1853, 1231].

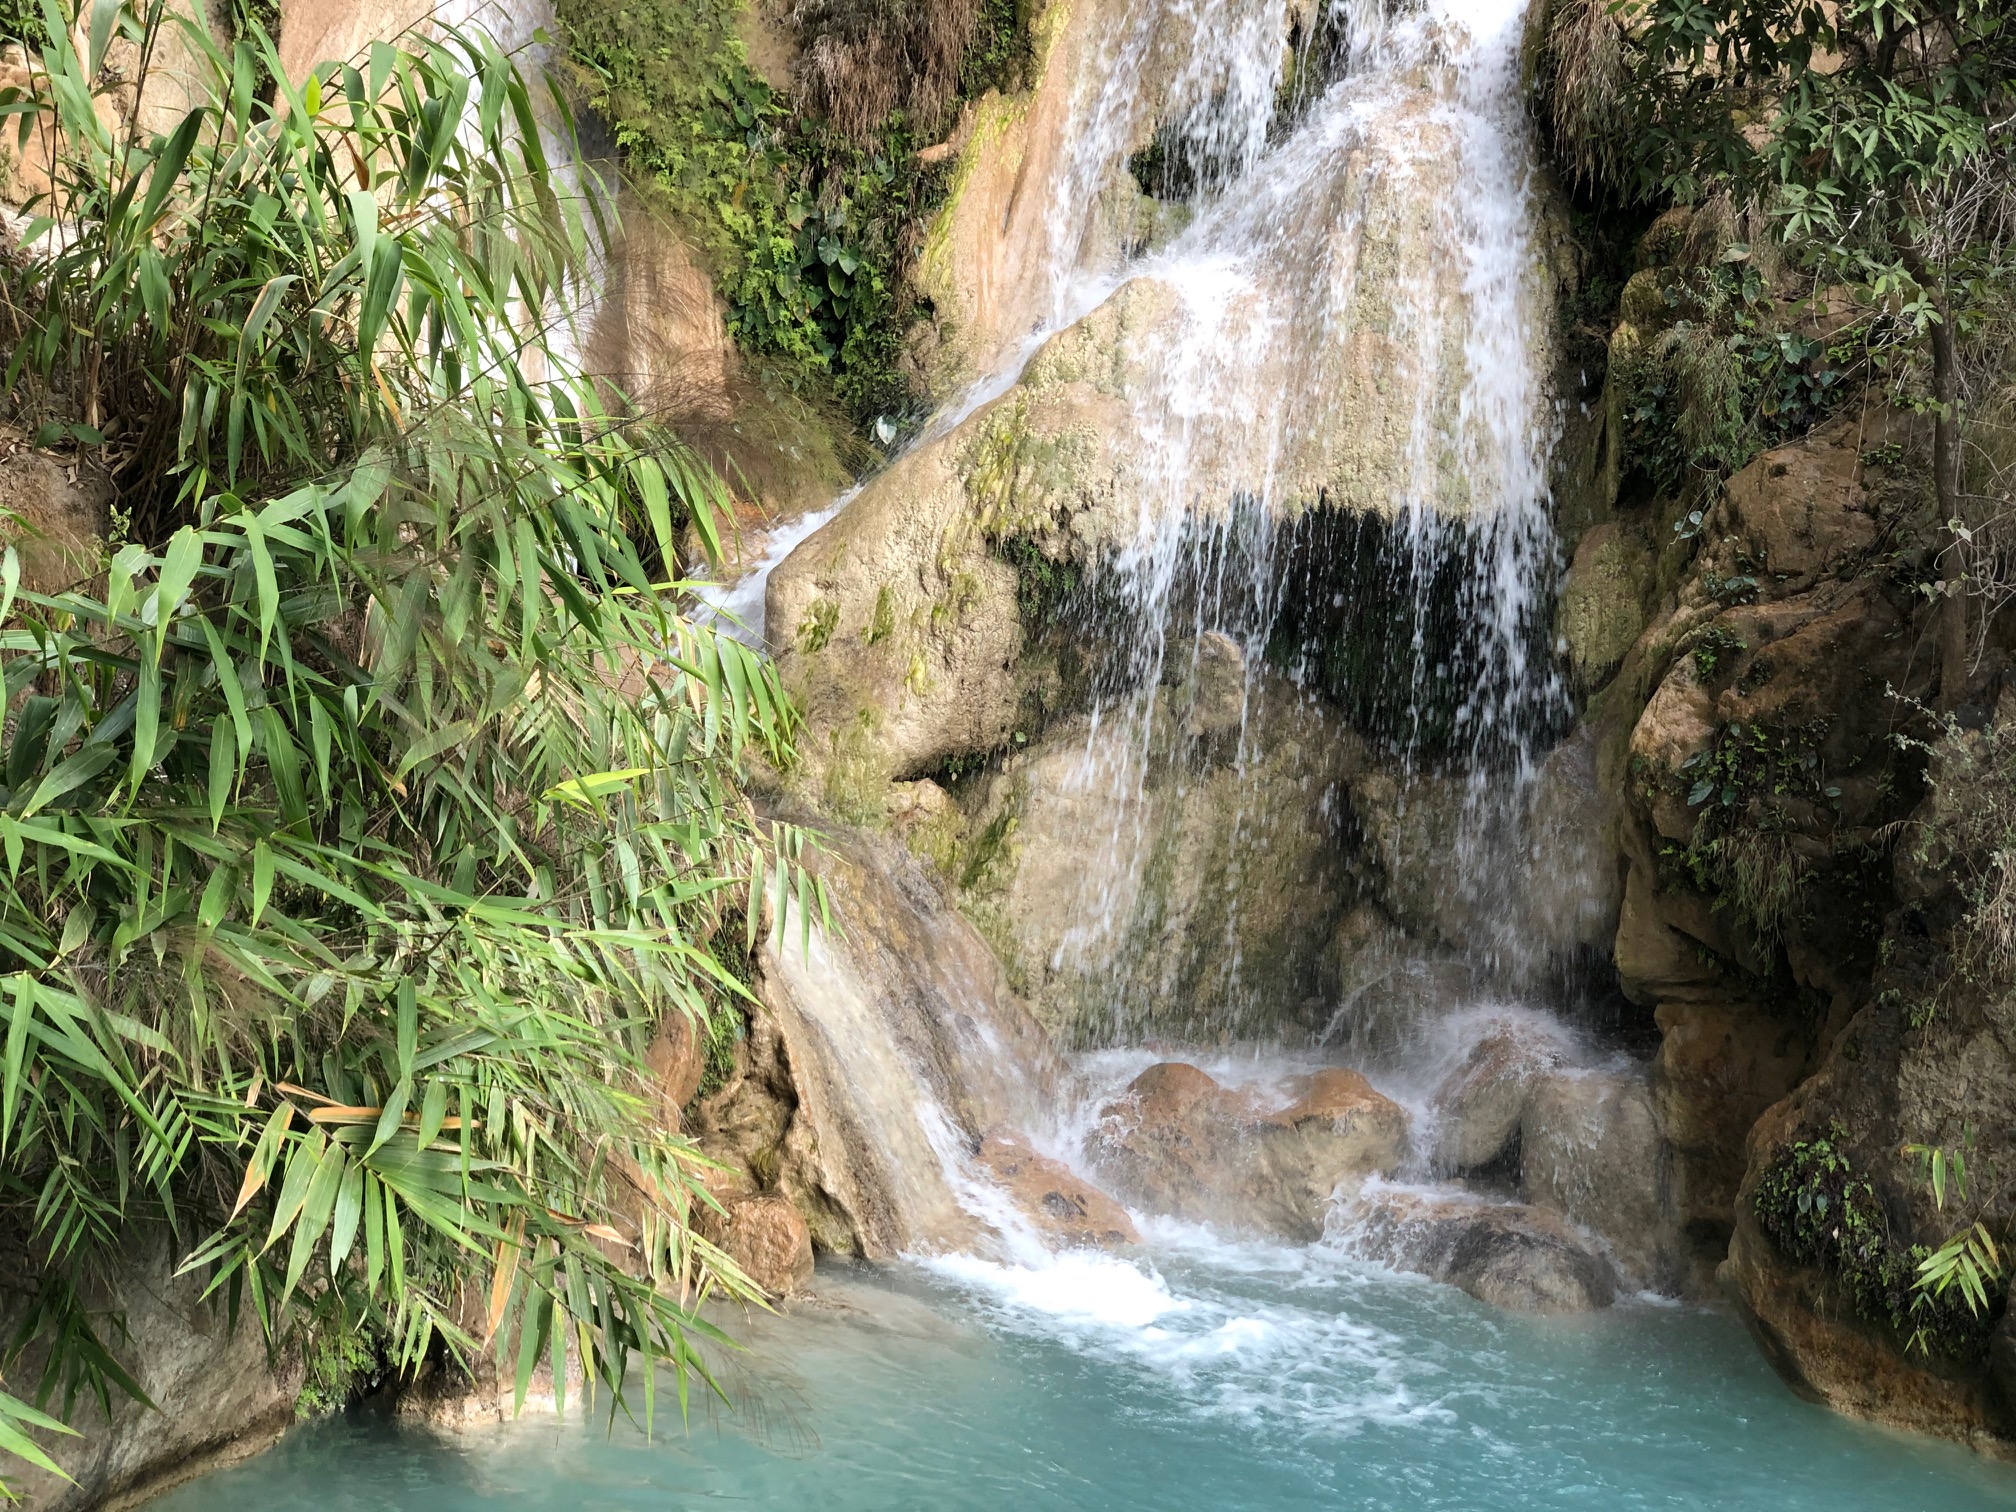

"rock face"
[1591, 404, 1938, 1286]
[686, 830, 1061, 1260]
[697, 1192, 817, 1297]
[1087, 1062, 1408, 1240]
[5, 1241, 302, 1511]
[1337, 1188, 1619, 1314]
[946, 681, 1366, 1042]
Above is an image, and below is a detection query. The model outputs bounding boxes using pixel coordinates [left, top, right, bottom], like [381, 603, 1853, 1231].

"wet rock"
[3, 1237, 302, 1510]
[690, 831, 1061, 1260]
[1430, 1028, 1562, 1173]
[1519, 1068, 1677, 1288]
[975, 1135, 1139, 1249]
[1088, 1062, 1408, 1241]
[1179, 630, 1249, 745]
[957, 688, 1364, 1042]
[1340, 1189, 1618, 1314]
[699, 1192, 816, 1297]
[1557, 523, 1653, 690]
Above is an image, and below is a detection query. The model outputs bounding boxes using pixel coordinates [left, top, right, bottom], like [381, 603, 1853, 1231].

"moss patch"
[559, 0, 1028, 433]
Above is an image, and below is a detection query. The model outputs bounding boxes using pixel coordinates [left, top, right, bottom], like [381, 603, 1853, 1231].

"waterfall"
[724, 0, 1652, 1282]
[1015, 0, 1573, 1041]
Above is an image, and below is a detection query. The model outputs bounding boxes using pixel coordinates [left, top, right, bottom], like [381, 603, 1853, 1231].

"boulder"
[1087, 1062, 1409, 1240]
[699, 1193, 816, 1298]
[645, 1012, 706, 1127]
[1338, 1188, 1618, 1314]
[974, 1135, 1139, 1250]
[1429, 1027, 1563, 1173]
[1519, 1068, 1677, 1288]
[1720, 409, 1911, 590]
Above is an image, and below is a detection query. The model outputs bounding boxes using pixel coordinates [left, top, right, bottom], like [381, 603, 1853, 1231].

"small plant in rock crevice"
[1754, 1124, 1997, 1359]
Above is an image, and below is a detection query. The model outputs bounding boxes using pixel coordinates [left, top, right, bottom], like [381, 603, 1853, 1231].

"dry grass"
[789, 0, 984, 143]
[1544, 0, 1632, 193]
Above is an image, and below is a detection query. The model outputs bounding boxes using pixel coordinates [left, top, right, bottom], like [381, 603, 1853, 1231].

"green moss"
[865, 584, 896, 644]
[295, 1313, 383, 1418]
[559, 0, 1028, 432]
[1754, 1125, 1996, 1359]
[798, 595, 840, 652]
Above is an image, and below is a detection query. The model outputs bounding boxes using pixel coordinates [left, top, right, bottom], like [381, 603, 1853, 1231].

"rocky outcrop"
[1586, 404, 1940, 1286]
[974, 1136, 1139, 1250]
[1087, 1062, 1408, 1240]
[686, 829, 1061, 1260]
[5, 1242, 302, 1512]
[939, 674, 1366, 1042]
[1336, 1187, 1619, 1314]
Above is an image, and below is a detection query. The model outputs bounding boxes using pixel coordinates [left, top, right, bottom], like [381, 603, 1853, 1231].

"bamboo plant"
[0, 0, 820, 1493]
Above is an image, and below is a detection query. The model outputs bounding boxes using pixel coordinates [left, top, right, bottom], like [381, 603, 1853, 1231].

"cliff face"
[1558, 245, 2016, 1440]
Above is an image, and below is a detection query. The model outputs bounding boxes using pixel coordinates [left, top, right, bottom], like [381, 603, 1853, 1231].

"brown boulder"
[699, 1192, 815, 1298]
[1722, 411, 1898, 589]
[1087, 1062, 1409, 1241]
[975, 1135, 1138, 1249]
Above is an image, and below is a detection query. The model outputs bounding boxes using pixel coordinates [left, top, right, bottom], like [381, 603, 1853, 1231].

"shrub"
[0, 3, 821, 1492]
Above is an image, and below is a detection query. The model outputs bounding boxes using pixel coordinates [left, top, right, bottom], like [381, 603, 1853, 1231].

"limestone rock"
[1519, 1068, 1677, 1288]
[1430, 1028, 1563, 1172]
[1653, 998, 1814, 1235]
[975, 1135, 1139, 1249]
[959, 685, 1363, 1042]
[1338, 1189, 1618, 1314]
[1087, 1062, 1408, 1240]
[1721, 409, 1916, 590]
[4, 1239, 302, 1511]
[688, 831, 1061, 1260]
[645, 1012, 706, 1126]
[699, 1192, 816, 1297]
[1723, 1211, 2002, 1442]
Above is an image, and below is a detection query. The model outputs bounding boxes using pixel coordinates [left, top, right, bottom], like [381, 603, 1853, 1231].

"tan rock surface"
[1088, 1061, 1408, 1241]
[975, 1135, 1139, 1249]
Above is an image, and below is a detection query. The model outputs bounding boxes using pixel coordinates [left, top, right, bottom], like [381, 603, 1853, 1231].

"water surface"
[158, 1229, 2016, 1511]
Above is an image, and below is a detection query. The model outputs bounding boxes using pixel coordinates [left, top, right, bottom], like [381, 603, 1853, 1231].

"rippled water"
[159, 1232, 2016, 1511]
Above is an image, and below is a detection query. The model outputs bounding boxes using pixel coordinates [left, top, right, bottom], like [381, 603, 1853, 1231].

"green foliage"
[1689, 624, 1748, 680]
[1625, 0, 2013, 289]
[1615, 254, 1848, 496]
[294, 1305, 383, 1419]
[0, 4, 826, 1494]
[560, 0, 1008, 429]
[1664, 720, 1835, 942]
[1755, 1124, 1994, 1357]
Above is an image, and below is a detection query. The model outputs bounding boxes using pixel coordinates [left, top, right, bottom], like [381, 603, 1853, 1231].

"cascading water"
[999, 0, 1578, 1042]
